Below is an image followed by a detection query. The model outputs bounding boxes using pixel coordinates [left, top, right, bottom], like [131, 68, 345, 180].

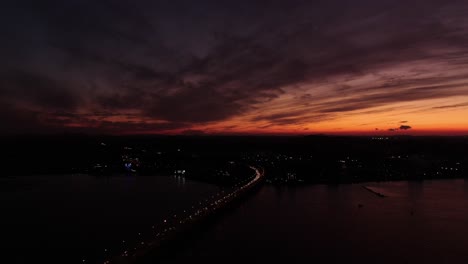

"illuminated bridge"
[102, 166, 265, 264]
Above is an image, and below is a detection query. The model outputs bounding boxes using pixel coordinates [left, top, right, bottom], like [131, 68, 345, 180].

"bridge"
[104, 166, 265, 264]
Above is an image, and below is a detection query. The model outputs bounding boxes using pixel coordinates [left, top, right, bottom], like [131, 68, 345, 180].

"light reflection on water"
[167, 179, 468, 264]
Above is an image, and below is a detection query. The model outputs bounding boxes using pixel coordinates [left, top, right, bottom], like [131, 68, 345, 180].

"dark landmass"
[2, 135, 468, 185]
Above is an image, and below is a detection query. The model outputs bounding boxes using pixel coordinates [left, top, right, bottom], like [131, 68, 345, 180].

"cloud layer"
[1, 0, 468, 134]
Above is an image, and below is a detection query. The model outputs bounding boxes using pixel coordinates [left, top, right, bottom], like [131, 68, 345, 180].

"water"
[165, 179, 468, 263]
[0, 174, 220, 263]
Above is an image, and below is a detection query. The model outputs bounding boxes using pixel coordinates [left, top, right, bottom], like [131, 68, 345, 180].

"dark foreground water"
[0, 174, 220, 263]
[164, 179, 468, 263]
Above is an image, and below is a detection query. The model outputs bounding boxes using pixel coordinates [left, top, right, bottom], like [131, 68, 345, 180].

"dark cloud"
[308, 82, 468, 115]
[382, 120, 414, 132]
[0, 104, 48, 134]
[432, 102, 468, 109]
[0, 70, 81, 110]
[93, 120, 189, 134]
[1, 0, 468, 133]
[387, 125, 412, 132]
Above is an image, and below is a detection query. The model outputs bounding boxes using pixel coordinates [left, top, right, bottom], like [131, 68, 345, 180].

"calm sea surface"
[3, 176, 468, 263]
[165, 179, 468, 263]
[0, 174, 220, 263]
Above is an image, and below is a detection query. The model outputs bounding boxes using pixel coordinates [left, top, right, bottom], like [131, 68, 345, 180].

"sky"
[1, 0, 468, 135]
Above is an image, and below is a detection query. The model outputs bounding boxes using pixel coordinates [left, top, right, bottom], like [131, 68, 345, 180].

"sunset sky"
[2, 0, 468, 135]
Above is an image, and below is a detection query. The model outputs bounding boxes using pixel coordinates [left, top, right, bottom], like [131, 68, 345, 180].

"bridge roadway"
[105, 166, 265, 264]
